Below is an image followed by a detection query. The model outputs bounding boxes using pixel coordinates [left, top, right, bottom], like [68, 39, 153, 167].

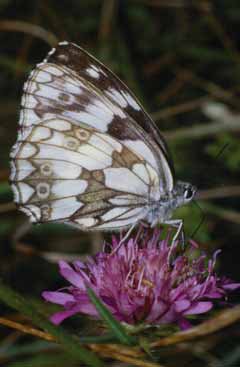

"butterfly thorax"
[146, 180, 196, 226]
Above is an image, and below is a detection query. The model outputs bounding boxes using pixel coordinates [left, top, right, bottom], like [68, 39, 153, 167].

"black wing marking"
[46, 41, 174, 173]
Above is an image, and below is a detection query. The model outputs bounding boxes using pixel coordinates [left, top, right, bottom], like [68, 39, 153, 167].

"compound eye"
[184, 187, 193, 200]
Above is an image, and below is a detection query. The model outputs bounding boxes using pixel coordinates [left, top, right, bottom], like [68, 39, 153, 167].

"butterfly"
[10, 41, 196, 241]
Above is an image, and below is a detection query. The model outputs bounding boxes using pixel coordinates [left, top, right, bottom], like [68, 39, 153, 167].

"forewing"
[46, 42, 172, 160]
[19, 42, 174, 191]
[10, 118, 159, 230]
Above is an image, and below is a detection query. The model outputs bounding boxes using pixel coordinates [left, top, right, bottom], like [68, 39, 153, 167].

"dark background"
[0, 1, 240, 366]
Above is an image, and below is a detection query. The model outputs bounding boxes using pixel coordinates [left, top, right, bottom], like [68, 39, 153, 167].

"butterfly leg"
[110, 222, 137, 256]
[166, 219, 184, 244]
[164, 219, 184, 264]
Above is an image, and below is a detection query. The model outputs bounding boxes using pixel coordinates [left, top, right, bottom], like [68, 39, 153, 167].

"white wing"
[10, 118, 159, 230]
[10, 41, 176, 230]
[18, 43, 174, 192]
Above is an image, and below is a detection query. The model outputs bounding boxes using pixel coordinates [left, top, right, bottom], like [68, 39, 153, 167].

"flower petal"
[222, 283, 240, 291]
[175, 300, 191, 313]
[50, 305, 82, 325]
[42, 227, 240, 326]
[178, 318, 192, 330]
[59, 261, 85, 289]
[184, 301, 213, 315]
[42, 291, 74, 305]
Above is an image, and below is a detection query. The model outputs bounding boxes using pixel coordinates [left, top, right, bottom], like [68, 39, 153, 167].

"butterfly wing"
[46, 42, 172, 160]
[10, 41, 175, 229]
[10, 118, 160, 230]
[19, 41, 174, 192]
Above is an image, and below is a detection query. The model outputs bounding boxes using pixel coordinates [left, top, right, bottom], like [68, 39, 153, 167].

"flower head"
[42, 228, 240, 329]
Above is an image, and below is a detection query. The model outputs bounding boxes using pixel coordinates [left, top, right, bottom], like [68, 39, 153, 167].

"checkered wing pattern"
[10, 42, 174, 230]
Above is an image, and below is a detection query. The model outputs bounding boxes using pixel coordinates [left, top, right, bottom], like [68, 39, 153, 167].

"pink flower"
[42, 228, 240, 329]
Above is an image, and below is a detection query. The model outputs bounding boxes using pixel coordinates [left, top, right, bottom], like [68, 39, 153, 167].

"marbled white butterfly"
[10, 41, 196, 240]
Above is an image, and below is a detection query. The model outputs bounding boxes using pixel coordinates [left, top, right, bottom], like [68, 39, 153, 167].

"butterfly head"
[175, 181, 197, 206]
[146, 181, 196, 226]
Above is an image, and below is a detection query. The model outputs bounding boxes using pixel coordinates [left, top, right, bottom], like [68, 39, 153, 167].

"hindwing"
[11, 118, 160, 230]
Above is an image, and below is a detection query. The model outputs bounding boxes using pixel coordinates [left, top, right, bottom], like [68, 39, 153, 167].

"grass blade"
[0, 279, 103, 367]
[87, 287, 136, 346]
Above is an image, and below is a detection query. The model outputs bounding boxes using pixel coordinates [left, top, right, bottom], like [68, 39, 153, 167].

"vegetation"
[0, 1, 240, 366]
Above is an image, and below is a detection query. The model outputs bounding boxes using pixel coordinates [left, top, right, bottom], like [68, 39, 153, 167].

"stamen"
[137, 266, 145, 291]
[142, 279, 154, 288]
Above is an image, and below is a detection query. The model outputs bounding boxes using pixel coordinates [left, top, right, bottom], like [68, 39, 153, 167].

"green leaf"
[138, 337, 153, 358]
[0, 182, 11, 196]
[0, 340, 55, 359]
[86, 287, 136, 346]
[78, 333, 118, 344]
[0, 280, 103, 367]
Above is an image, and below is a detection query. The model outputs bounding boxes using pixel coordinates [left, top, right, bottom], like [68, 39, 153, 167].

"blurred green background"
[0, 1, 240, 366]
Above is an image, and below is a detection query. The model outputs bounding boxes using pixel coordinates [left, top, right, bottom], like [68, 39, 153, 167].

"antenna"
[190, 142, 230, 239]
[190, 200, 206, 239]
[214, 142, 230, 160]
